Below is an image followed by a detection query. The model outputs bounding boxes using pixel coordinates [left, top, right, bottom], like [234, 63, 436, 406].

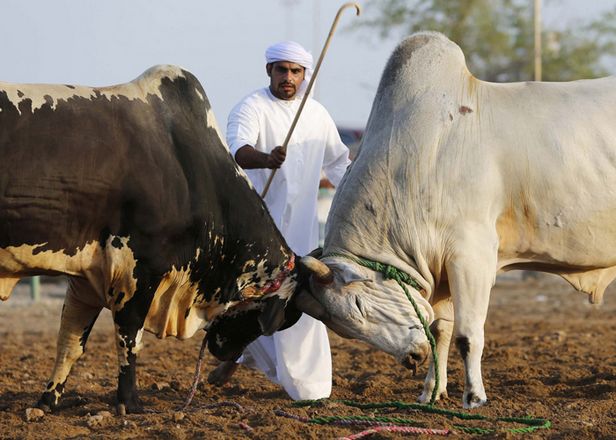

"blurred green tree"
[353, 0, 616, 81]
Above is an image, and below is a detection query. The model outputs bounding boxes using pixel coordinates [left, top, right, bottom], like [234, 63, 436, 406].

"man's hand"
[235, 145, 287, 170]
[267, 146, 286, 169]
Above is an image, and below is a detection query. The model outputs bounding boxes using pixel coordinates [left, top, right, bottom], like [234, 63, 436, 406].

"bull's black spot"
[115, 291, 125, 305]
[466, 392, 474, 406]
[65, 85, 75, 89]
[79, 313, 100, 350]
[429, 322, 441, 342]
[111, 236, 123, 249]
[17, 90, 24, 97]
[99, 228, 112, 249]
[456, 336, 470, 360]
[184, 307, 191, 319]
[43, 95, 53, 107]
[55, 381, 65, 394]
[119, 340, 125, 348]
[46, 381, 54, 390]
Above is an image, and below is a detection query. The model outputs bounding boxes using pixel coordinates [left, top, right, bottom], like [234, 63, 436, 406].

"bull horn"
[300, 256, 334, 285]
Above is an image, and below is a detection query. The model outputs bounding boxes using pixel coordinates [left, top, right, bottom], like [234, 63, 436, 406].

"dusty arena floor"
[0, 274, 615, 439]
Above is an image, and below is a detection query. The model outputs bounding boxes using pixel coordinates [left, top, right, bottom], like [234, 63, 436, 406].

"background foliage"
[354, 0, 616, 81]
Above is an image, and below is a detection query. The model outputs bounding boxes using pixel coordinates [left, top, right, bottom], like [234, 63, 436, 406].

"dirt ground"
[0, 273, 615, 439]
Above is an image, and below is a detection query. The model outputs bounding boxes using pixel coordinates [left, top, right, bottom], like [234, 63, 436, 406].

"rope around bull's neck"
[322, 252, 439, 405]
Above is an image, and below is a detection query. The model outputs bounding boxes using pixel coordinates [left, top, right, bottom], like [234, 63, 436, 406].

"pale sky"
[2, 0, 615, 134]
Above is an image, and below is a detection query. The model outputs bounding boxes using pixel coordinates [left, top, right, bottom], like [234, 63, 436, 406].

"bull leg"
[113, 322, 145, 415]
[37, 279, 102, 412]
[446, 234, 496, 409]
[419, 284, 454, 403]
[111, 274, 160, 415]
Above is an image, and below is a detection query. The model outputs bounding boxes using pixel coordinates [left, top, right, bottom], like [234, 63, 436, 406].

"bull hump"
[0, 65, 187, 115]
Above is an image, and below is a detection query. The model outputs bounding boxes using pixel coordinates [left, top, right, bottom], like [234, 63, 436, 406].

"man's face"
[267, 61, 305, 100]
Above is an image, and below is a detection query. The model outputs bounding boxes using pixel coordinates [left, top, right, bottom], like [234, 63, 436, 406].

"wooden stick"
[260, 2, 361, 198]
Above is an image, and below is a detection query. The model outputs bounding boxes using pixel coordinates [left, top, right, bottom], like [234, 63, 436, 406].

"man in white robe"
[208, 41, 350, 400]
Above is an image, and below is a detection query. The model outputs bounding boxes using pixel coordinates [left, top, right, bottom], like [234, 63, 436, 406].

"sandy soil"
[0, 273, 615, 439]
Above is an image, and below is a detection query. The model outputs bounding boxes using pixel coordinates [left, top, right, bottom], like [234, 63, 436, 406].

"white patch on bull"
[144, 260, 208, 340]
[0, 65, 185, 115]
[205, 106, 226, 145]
[144, 244, 277, 340]
[0, 236, 138, 310]
[236, 258, 268, 292]
[115, 324, 130, 367]
[235, 256, 295, 302]
[232, 161, 255, 189]
[135, 328, 144, 352]
[194, 88, 204, 101]
[0, 277, 19, 301]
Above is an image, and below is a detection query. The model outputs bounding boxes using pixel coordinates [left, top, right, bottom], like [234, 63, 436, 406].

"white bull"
[298, 31, 616, 408]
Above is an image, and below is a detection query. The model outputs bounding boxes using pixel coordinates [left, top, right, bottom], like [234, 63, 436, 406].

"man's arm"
[235, 145, 287, 169]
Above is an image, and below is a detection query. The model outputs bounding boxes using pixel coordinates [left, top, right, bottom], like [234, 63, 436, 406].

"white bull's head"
[297, 256, 434, 373]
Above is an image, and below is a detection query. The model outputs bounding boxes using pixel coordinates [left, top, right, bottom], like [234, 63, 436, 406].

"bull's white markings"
[0, 65, 185, 115]
[205, 106, 226, 142]
[236, 258, 269, 291]
[135, 328, 144, 352]
[145, 258, 209, 340]
[233, 163, 255, 189]
[195, 88, 204, 101]
[115, 325, 131, 367]
[0, 237, 137, 307]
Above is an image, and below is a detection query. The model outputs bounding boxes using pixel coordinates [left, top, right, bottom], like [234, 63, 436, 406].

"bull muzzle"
[401, 343, 430, 376]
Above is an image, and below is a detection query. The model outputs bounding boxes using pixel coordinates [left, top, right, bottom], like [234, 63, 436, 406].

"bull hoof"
[116, 403, 126, 416]
[35, 401, 52, 413]
[463, 392, 487, 409]
[115, 397, 145, 415]
[417, 389, 447, 404]
[207, 361, 239, 387]
[35, 392, 57, 413]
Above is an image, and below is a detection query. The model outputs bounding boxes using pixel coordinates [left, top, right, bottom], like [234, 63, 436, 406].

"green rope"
[324, 252, 440, 405]
[310, 414, 419, 426]
[293, 399, 551, 435]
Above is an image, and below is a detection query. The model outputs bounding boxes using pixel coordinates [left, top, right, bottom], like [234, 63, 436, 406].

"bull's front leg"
[111, 275, 159, 415]
[446, 232, 497, 409]
[418, 285, 454, 403]
[113, 320, 145, 415]
[37, 279, 102, 412]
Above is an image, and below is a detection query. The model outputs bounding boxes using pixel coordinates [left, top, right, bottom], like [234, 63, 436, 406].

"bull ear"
[336, 261, 372, 285]
[300, 256, 334, 284]
[257, 296, 287, 336]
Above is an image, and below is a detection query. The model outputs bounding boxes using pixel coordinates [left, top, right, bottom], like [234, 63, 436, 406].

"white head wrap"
[265, 41, 313, 97]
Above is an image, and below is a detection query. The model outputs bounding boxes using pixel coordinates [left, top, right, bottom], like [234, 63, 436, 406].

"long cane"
[260, 2, 361, 198]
